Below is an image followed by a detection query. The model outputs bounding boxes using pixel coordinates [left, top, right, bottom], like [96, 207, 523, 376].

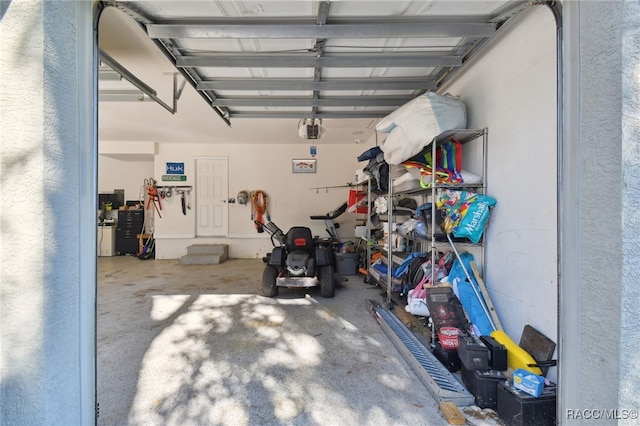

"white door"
[196, 157, 228, 236]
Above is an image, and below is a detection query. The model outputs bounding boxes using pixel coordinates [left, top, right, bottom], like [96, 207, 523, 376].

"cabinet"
[97, 225, 116, 256]
[115, 209, 144, 255]
[369, 128, 488, 306]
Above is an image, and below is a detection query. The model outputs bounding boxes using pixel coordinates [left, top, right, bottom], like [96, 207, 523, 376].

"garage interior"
[97, 1, 560, 424]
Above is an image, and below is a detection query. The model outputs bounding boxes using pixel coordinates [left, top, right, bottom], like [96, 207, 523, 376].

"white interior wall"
[442, 5, 558, 378]
[98, 155, 154, 205]
[99, 141, 374, 259]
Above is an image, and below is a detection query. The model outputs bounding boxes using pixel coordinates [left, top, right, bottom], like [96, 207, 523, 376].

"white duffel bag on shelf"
[376, 92, 467, 165]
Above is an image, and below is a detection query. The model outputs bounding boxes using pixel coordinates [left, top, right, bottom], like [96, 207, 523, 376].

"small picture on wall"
[292, 159, 317, 173]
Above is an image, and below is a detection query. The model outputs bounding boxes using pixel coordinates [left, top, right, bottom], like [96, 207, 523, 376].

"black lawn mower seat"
[286, 226, 315, 254]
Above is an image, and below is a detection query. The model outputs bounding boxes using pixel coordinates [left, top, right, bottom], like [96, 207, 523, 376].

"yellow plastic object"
[491, 330, 543, 375]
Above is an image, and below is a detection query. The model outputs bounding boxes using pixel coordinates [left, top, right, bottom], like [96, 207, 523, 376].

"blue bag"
[453, 194, 497, 243]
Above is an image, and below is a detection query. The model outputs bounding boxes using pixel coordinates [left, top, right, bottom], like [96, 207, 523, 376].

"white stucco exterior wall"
[619, 0, 640, 418]
[574, 0, 623, 412]
[0, 1, 96, 424]
[560, 0, 640, 422]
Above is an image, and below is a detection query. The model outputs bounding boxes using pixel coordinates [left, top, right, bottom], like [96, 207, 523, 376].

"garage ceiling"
[98, 0, 532, 143]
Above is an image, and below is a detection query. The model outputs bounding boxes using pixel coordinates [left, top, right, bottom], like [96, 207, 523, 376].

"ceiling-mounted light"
[298, 118, 325, 140]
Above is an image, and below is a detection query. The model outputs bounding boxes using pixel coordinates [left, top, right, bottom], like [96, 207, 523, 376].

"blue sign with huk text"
[166, 162, 185, 175]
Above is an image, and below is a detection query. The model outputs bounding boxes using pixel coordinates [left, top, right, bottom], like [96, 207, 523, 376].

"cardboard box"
[513, 368, 545, 397]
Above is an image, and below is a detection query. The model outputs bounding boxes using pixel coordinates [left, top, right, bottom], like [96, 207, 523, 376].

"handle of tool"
[446, 233, 496, 331]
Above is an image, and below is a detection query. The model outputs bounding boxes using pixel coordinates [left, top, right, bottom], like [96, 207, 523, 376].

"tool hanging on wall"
[237, 191, 249, 205]
[145, 178, 162, 218]
[250, 190, 270, 232]
[186, 189, 191, 210]
[177, 189, 187, 215]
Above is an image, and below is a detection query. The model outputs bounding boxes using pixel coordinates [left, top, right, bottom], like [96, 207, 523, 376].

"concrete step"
[186, 244, 228, 256]
[181, 244, 228, 265]
[180, 253, 227, 265]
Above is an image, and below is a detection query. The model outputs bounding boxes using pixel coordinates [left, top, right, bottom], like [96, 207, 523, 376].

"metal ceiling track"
[228, 111, 390, 119]
[196, 78, 438, 91]
[145, 21, 496, 39]
[107, 0, 530, 124]
[211, 96, 408, 108]
[98, 49, 186, 114]
[176, 54, 462, 68]
[311, 1, 331, 117]
[141, 7, 498, 122]
[99, 1, 233, 126]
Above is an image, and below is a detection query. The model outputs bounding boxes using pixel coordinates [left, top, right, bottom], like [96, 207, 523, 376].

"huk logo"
[166, 162, 185, 174]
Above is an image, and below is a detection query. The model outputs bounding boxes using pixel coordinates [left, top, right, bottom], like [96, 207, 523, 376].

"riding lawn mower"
[255, 202, 348, 298]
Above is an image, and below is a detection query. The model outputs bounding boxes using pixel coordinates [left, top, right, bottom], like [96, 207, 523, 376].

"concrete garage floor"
[97, 256, 490, 426]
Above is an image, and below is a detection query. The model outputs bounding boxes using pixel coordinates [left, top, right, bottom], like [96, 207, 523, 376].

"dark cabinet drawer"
[115, 210, 144, 255]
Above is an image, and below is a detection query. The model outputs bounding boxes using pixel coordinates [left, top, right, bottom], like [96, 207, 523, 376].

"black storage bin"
[458, 333, 489, 371]
[497, 381, 557, 426]
[480, 335, 508, 371]
[460, 365, 505, 410]
[335, 252, 359, 275]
